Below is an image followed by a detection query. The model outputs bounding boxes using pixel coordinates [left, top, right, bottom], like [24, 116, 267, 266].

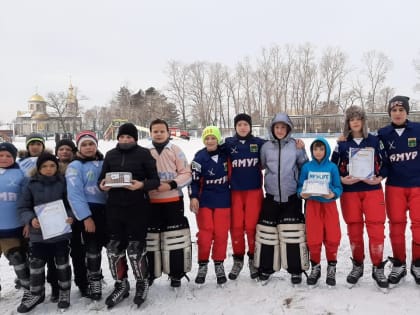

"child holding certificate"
[18, 153, 73, 312]
[98, 122, 159, 308]
[378, 96, 420, 287]
[0, 143, 30, 312]
[331, 106, 388, 289]
[297, 138, 342, 287]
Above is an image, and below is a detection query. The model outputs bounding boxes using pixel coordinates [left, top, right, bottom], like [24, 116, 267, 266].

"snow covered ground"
[0, 137, 418, 314]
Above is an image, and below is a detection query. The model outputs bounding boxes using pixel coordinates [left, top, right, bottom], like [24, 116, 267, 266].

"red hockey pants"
[305, 200, 341, 264]
[386, 186, 420, 262]
[340, 189, 386, 266]
[196, 207, 230, 262]
[230, 189, 263, 257]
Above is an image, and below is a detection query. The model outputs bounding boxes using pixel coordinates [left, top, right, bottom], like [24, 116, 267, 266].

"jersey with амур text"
[224, 135, 265, 191]
[378, 121, 420, 187]
[190, 147, 230, 209]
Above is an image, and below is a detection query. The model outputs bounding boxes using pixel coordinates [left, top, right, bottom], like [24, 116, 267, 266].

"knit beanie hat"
[26, 133, 45, 150]
[234, 113, 252, 129]
[117, 123, 138, 142]
[76, 130, 98, 151]
[344, 105, 368, 138]
[36, 152, 59, 171]
[0, 142, 18, 160]
[388, 95, 410, 116]
[55, 139, 77, 155]
[201, 126, 222, 144]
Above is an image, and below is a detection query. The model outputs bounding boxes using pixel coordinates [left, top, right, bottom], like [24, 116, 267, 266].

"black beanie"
[388, 95, 410, 116]
[55, 139, 77, 156]
[36, 152, 59, 171]
[0, 142, 18, 160]
[234, 113, 252, 129]
[117, 123, 138, 141]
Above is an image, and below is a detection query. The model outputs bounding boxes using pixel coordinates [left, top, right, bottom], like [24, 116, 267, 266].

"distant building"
[14, 84, 82, 137]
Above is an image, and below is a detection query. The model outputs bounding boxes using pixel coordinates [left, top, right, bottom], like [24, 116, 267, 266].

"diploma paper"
[34, 200, 72, 240]
[349, 147, 374, 179]
[301, 179, 330, 196]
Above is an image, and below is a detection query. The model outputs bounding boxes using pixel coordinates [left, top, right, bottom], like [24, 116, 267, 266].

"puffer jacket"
[260, 113, 308, 202]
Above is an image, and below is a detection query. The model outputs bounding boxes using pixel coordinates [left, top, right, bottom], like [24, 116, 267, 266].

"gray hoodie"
[260, 113, 308, 202]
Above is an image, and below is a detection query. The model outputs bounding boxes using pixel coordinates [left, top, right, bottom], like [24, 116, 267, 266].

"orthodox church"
[14, 84, 82, 137]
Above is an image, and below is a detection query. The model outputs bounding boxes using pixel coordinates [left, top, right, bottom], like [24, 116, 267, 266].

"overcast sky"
[1, 0, 419, 123]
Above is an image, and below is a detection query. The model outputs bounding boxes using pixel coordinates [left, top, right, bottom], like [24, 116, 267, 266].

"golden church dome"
[29, 93, 45, 102]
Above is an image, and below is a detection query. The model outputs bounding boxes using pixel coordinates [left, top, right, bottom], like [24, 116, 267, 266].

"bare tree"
[166, 61, 190, 129]
[362, 50, 392, 112]
[320, 47, 348, 106]
[46, 92, 69, 132]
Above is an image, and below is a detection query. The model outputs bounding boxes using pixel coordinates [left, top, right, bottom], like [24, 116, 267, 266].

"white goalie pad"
[277, 224, 309, 271]
[146, 232, 162, 278]
[161, 228, 192, 274]
[254, 224, 281, 271]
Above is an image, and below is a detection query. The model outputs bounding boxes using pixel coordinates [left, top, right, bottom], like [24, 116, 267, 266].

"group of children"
[0, 95, 419, 311]
[189, 95, 420, 292]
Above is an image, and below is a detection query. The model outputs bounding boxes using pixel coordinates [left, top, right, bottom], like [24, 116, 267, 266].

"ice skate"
[307, 263, 321, 288]
[372, 261, 389, 293]
[215, 261, 227, 287]
[388, 257, 406, 288]
[105, 278, 130, 308]
[346, 258, 363, 288]
[228, 256, 244, 280]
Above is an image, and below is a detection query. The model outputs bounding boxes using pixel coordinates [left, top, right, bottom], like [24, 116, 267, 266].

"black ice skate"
[326, 261, 337, 287]
[228, 256, 244, 280]
[214, 261, 227, 286]
[248, 259, 259, 280]
[195, 262, 208, 285]
[410, 260, 420, 285]
[17, 290, 45, 313]
[291, 273, 302, 285]
[307, 263, 321, 287]
[133, 279, 149, 307]
[388, 257, 407, 287]
[57, 289, 70, 311]
[88, 278, 102, 301]
[372, 260, 389, 292]
[347, 258, 364, 287]
[105, 278, 130, 308]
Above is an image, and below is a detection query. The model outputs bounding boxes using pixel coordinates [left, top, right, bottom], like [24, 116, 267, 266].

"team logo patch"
[250, 144, 258, 153]
[408, 138, 417, 148]
[191, 161, 201, 172]
[379, 140, 384, 150]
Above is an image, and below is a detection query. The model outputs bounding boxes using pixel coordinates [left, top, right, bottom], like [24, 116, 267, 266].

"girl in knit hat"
[377, 96, 420, 287]
[331, 105, 388, 289]
[190, 126, 231, 286]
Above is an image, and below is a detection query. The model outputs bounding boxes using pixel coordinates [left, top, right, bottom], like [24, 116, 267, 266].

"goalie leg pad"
[146, 232, 162, 280]
[278, 223, 309, 273]
[254, 224, 281, 272]
[161, 228, 192, 276]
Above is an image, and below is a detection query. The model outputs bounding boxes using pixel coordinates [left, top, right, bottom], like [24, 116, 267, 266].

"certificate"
[301, 179, 330, 196]
[104, 172, 133, 187]
[34, 200, 72, 240]
[349, 147, 374, 179]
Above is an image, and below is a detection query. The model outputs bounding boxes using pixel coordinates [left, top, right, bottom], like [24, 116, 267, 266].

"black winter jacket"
[99, 144, 160, 206]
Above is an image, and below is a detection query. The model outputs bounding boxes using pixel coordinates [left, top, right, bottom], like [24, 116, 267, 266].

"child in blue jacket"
[297, 138, 342, 287]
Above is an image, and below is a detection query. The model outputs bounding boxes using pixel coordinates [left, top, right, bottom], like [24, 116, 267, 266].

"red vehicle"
[169, 127, 190, 140]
